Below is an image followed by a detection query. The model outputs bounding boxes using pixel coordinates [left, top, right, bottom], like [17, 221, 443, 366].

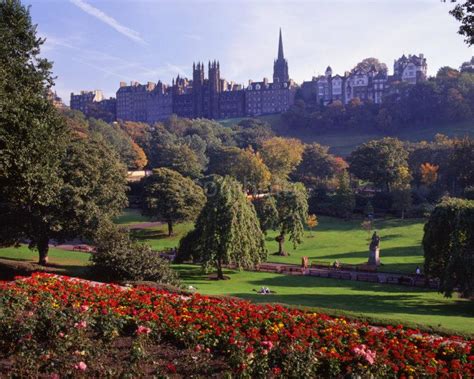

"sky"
[26, 0, 473, 104]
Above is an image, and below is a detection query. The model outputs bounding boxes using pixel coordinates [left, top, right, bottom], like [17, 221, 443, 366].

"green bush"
[423, 197, 474, 298]
[91, 224, 180, 286]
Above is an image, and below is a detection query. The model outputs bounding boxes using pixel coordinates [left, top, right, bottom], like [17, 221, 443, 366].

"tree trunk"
[38, 238, 49, 266]
[401, 209, 405, 220]
[216, 258, 224, 280]
[277, 233, 287, 256]
[167, 220, 174, 237]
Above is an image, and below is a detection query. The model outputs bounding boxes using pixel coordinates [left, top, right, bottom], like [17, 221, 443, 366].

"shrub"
[423, 197, 474, 298]
[90, 224, 180, 286]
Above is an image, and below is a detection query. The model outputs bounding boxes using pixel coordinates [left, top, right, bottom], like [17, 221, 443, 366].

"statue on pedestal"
[368, 231, 381, 266]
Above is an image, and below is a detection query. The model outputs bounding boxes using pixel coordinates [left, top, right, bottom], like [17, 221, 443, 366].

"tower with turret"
[273, 28, 289, 83]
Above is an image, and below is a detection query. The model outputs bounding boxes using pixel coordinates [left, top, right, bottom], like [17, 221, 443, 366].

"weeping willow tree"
[179, 175, 267, 279]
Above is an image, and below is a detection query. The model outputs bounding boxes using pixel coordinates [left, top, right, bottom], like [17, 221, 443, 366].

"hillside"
[219, 116, 474, 156]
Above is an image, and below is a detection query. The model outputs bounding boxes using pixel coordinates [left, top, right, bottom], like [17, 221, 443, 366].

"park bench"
[308, 269, 329, 278]
[329, 271, 352, 280]
[398, 276, 414, 286]
[281, 265, 304, 275]
[356, 274, 379, 283]
[257, 264, 281, 273]
[386, 276, 400, 284]
[357, 264, 378, 273]
[311, 261, 331, 269]
[340, 263, 359, 271]
[414, 278, 426, 287]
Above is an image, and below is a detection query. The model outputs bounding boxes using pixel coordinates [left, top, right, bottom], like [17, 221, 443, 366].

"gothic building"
[273, 29, 289, 83]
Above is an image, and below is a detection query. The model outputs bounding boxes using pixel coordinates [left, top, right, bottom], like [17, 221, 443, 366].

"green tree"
[91, 222, 180, 286]
[423, 197, 474, 298]
[143, 168, 206, 236]
[333, 171, 355, 219]
[155, 143, 204, 179]
[391, 166, 413, 219]
[253, 195, 279, 234]
[449, 0, 474, 46]
[0, 0, 68, 264]
[179, 175, 266, 279]
[348, 138, 409, 192]
[274, 183, 308, 256]
[1, 135, 128, 264]
[207, 146, 271, 193]
[293, 143, 338, 187]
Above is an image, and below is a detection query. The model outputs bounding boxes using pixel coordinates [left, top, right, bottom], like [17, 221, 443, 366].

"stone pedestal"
[368, 248, 380, 266]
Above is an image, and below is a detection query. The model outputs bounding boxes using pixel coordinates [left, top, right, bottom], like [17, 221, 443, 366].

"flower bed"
[0, 273, 472, 378]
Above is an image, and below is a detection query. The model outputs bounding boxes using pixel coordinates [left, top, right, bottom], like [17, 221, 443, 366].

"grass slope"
[219, 116, 474, 156]
[175, 265, 474, 335]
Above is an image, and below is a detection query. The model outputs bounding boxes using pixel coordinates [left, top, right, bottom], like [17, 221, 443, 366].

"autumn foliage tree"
[261, 137, 304, 184]
[420, 163, 439, 186]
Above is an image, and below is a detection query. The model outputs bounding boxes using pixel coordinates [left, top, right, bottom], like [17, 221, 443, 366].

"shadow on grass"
[232, 292, 474, 319]
[312, 246, 422, 261]
[131, 229, 169, 240]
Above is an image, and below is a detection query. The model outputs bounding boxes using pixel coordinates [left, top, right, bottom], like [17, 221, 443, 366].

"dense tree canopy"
[348, 138, 409, 192]
[178, 175, 266, 279]
[261, 137, 304, 184]
[292, 143, 340, 187]
[143, 168, 206, 236]
[423, 197, 474, 298]
[0, 0, 68, 264]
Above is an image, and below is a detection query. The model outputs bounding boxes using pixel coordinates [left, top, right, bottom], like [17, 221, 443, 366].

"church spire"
[273, 28, 289, 83]
[278, 28, 284, 60]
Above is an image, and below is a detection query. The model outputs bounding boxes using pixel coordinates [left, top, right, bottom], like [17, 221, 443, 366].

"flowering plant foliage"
[0, 273, 472, 377]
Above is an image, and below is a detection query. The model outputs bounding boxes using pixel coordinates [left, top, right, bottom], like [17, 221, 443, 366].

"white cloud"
[70, 0, 147, 45]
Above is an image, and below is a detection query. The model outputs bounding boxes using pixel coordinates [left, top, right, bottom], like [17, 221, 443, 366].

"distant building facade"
[70, 90, 116, 121]
[301, 53, 427, 106]
[114, 30, 296, 122]
[47, 89, 66, 109]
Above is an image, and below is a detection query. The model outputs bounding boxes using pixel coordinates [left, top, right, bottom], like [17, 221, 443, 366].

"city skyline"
[27, 0, 473, 104]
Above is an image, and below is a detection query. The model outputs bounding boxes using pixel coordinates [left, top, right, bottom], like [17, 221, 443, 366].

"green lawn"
[133, 216, 425, 274]
[113, 208, 148, 225]
[175, 264, 474, 335]
[0, 245, 90, 277]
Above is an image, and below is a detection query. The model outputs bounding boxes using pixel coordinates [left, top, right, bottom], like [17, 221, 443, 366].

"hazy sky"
[27, 0, 473, 104]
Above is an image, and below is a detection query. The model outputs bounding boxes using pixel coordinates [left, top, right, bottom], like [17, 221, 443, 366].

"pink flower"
[136, 325, 151, 335]
[74, 320, 87, 329]
[74, 361, 87, 371]
[261, 340, 274, 350]
[80, 305, 89, 312]
[353, 344, 376, 365]
[50, 374, 60, 379]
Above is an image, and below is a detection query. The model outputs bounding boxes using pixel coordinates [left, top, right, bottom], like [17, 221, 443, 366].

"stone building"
[301, 53, 427, 106]
[393, 54, 427, 84]
[70, 90, 104, 114]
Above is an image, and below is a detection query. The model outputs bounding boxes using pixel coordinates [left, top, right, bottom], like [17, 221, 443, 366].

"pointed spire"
[278, 28, 284, 60]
